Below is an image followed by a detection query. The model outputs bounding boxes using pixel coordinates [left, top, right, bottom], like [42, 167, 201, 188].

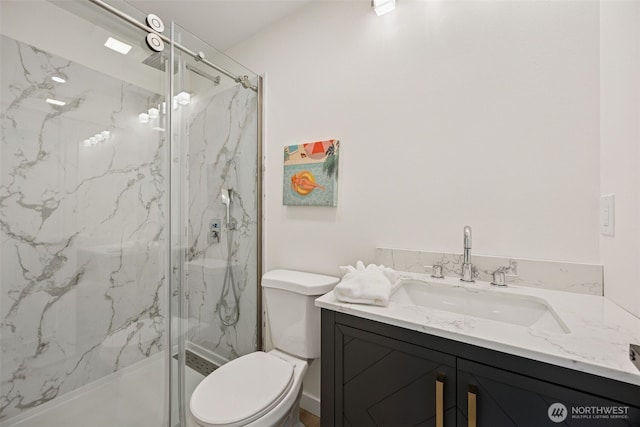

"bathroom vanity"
[316, 278, 640, 427]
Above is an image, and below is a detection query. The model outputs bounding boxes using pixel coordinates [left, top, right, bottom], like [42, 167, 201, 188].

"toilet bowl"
[190, 350, 306, 427]
[189, 270, 339, 427]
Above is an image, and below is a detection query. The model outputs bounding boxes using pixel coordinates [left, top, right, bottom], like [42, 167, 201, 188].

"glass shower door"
[0, 1, 170, 425]
[169, 21, 261, 427]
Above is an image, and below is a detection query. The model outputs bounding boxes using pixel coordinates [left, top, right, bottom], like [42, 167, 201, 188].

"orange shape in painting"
[291, 171, 325, 196]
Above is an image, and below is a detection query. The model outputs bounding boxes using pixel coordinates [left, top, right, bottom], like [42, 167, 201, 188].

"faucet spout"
[461, 225, 474, 282]
[463, 225, 472, 256]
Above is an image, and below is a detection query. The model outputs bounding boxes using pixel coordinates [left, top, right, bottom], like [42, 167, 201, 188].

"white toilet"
[190, 269, 339, 427]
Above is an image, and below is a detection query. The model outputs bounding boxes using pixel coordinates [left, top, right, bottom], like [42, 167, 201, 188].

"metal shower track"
[87, 0, 257, 91]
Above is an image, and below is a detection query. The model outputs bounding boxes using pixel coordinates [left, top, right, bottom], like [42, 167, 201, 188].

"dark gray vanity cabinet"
[321, 310, 640, 427]
[456, 359, 640, 427]
[335, 323, 456, 426]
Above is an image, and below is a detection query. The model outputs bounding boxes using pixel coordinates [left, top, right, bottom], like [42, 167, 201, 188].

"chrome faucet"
[461, 225, 474, 282]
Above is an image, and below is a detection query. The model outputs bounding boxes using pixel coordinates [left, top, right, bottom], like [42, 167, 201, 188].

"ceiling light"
[51, 76, 66, 83]
[45, 98, 66, 106]
[372, 0, 396, 16]
[104, 37, 132, 55]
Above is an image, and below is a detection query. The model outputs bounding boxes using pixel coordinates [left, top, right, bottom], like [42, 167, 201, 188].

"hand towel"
[334, 261, 397, 306]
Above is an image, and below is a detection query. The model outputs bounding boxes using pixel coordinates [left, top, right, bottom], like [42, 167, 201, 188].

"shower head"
[142, 52, 168, 71]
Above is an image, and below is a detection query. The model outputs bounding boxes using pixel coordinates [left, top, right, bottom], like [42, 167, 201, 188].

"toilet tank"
[262, 270, 339, 359]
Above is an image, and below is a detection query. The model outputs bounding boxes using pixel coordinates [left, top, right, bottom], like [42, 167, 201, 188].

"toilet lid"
[190, 351, 294, 427]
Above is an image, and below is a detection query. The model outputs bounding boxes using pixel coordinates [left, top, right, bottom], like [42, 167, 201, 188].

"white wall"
[600, 0, 640, 319]
[228, 0, 603, 414]
[230, 0, 600, 275]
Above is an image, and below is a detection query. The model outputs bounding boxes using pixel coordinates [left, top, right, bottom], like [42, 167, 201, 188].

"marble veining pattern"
[1, 36, 166, 422]
[316, 273, 640, 387]
[376, 247, 604, 295]
[185, 83, 258, 362]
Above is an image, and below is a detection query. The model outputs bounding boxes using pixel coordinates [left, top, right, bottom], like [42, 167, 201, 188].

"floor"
[300, 409, 321, 427]
[2, 353, 204, 427]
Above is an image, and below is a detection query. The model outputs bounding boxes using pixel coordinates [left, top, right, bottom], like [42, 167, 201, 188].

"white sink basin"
[391, 280, 570, 334]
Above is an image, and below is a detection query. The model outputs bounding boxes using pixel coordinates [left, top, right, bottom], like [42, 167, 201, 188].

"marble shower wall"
[185, 83, 258, 362]
[0, 35, 167, 422]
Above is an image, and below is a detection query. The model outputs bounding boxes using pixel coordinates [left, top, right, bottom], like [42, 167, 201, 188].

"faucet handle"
[490, 270, 508, 287]
[425, 264, 445, 279]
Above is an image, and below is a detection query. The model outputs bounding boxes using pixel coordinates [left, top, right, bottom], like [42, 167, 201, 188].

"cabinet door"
[336, 324, 456, 427]
[457, 358, 640, 427]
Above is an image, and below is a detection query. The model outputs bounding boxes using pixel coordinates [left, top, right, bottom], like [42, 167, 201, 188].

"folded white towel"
[334, 261, 398, 306]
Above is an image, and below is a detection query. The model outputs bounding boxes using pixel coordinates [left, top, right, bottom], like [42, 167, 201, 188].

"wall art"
[283, 139, 339, 206]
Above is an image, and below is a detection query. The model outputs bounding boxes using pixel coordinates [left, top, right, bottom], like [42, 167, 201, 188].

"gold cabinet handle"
[468, 384, 478, 427]
[436, 374, 445, 427]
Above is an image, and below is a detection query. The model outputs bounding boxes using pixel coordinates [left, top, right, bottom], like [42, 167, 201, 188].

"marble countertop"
[315, 273, 640, 387]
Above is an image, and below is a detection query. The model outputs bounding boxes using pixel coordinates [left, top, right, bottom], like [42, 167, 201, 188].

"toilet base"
[273, 385, 303, 427]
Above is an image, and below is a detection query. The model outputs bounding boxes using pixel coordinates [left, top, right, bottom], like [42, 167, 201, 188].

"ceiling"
[126, 0, 314, 51]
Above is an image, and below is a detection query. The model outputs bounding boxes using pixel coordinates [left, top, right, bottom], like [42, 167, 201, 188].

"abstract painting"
[283, 139, 339, 206]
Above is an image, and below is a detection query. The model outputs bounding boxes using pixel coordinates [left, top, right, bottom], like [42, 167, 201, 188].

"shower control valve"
[208, 219, 221, 244]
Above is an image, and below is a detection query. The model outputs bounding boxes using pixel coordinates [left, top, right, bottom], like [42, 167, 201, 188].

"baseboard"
[300, 391, 320, 417]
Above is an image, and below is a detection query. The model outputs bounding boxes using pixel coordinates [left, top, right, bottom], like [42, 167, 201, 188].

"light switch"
[600, 194, 615, 237]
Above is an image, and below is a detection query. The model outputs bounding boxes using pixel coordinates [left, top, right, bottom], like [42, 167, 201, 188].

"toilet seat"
[190, 351, 295, 427]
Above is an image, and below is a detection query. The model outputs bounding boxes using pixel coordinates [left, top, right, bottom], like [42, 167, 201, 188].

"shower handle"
[220, 188, 234, 229]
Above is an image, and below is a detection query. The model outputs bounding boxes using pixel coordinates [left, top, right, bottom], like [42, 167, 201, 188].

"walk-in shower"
[0, 1, 262, 426]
